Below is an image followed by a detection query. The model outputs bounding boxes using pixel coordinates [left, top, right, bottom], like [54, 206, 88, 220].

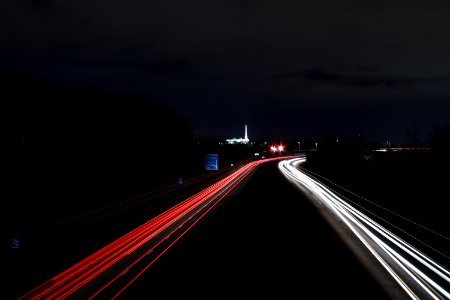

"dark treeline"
[1, 74, 195, 227]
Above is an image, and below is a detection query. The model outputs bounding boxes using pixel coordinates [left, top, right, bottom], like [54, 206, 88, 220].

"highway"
[15, 155, 449, 299]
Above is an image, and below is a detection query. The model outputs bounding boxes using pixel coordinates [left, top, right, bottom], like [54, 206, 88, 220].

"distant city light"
[226, 124, 250, 144]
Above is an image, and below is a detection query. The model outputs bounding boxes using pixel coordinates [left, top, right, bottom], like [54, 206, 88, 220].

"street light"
[315, 142, 318, 151]
[298, 141, 300, 151]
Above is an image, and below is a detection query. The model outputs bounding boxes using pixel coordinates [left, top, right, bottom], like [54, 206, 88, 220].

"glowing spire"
[244, 124, 249, 143]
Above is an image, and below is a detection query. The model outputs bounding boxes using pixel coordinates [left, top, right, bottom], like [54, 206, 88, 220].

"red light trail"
[19, 156, 287, 299]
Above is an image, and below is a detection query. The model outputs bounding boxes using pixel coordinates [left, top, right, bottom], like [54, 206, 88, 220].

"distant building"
[226, 125, 250, 144]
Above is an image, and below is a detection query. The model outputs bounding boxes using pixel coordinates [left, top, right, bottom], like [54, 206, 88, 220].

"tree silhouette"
[1, 73, 194, 222]
[429, 125, 450, 151]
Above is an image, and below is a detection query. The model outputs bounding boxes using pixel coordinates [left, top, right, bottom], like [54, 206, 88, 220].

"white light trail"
[279, 157, 450, 300]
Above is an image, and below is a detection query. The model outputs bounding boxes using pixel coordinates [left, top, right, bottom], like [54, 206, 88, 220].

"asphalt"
[119, 159, 398, 299]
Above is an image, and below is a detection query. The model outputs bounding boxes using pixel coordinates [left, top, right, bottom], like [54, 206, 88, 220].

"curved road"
[15, 156, 449, 299]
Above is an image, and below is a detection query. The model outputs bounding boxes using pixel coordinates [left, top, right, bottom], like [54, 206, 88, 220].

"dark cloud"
[279, 69, 450, 89]
[304, 69, 343, 82]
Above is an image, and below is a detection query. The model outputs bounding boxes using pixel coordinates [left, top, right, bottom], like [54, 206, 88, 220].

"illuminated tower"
[244, 124, 249, 143]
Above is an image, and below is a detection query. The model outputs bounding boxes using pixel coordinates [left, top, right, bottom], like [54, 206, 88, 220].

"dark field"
[302, 150, 449, 269]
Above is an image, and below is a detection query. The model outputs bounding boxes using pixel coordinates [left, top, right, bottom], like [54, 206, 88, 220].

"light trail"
[52, 156, 257, 227]
[19, 157, 284, 299]
[279, 157, 450, 300]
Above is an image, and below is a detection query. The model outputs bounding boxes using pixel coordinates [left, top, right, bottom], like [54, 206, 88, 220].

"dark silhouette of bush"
[1, 73, 194, 217]
[429, 125, 450, 152]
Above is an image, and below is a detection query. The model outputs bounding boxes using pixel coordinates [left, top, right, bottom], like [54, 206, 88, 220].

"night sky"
[2, 0, 450, 143]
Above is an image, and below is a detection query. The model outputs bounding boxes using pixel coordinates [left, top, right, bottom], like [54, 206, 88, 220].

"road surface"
[12, 156, 449, 299]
